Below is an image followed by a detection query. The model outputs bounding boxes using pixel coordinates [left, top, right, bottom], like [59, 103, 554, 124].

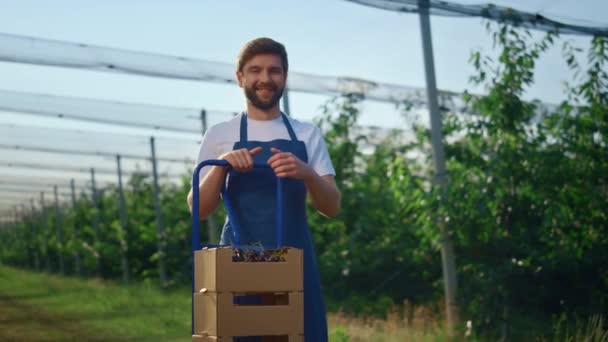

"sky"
[0, 0, 606, 212]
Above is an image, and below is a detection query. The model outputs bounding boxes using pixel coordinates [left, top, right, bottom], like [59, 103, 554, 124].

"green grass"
[0, 263, 447, 341]
[2, 264, 604, 342]
[0, 264, 191, 341]
[327, 312, 449, 342]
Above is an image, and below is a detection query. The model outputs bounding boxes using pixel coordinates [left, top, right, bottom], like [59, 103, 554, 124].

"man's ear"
[236, 71, 244, 88]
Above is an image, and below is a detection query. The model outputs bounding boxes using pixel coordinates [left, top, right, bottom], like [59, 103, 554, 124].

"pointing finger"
[250, 146, 263, 155]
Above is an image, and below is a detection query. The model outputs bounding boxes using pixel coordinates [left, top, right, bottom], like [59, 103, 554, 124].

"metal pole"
[282, 87, 291, 116]
[54, 185, 65, 275]
[40, 192, 51, 272]
[206, 214, 218, 244]
[19, 203, 31, 269]
[200, 109, 208, 134]
[20, 205, 27, 268]
[23, 204, 32, 269]
[70, 178, 81, 276]
[12, 208, 19, 267]
[150, 137, 167, 286]
[418, 0, 459, 334]
[30, 198, 40, 270]
[90, 167, 101, 277]
[199, 110, 218, 244]
[116, 155, 130, 284]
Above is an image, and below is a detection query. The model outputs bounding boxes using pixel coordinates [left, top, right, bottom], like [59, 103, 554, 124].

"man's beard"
[244, 82, 284, 110]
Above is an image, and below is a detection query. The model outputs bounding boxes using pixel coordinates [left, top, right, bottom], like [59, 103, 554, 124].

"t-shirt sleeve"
[308, 125, 336, 177]
[194, 128, 219, 182]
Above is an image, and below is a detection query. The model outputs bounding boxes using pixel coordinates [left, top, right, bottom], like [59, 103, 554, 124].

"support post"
[90, 168, 101, 277]
[40, 192, 51, 272]
[54, 185, 65, 275]
[150, 137, 167, 286]
[116, 155, 130, 284]
[418, 0, 459, 334]
[70, 178, 81, 276]
[30, 199, 40, 270]
[282, 87, 291, 116]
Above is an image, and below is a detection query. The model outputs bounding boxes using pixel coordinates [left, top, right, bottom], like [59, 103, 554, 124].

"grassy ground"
[0, 264, 191, 341]
[327, 311, 448, 342]
[0, 264, 451, 341]
[7, 264, 603, 342]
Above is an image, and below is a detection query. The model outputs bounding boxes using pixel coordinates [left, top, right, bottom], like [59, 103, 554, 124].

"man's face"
[237, 54, 286, 111]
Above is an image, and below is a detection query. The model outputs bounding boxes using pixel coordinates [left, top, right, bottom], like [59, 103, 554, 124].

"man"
[187, 37, 340, 341]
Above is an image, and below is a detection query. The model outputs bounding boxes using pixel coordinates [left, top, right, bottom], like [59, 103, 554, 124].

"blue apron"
[220, 113, 328, 342]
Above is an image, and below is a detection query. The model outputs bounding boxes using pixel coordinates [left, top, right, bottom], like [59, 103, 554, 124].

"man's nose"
[260, 69, 272, 82]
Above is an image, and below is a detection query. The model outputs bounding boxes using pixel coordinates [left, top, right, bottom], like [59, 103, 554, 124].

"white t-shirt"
[195, 113, 335, 179]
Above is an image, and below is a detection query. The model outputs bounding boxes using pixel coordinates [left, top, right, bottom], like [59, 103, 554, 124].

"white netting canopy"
[0, 89, 235, 134]
[0, 30, 564, 120]
[0, 32, 475, 111]
[345, 0, 608, 37]
[1, 0, 605, 212]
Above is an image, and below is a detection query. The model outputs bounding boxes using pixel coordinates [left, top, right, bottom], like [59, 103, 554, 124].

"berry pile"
[231, 246, 289, 262]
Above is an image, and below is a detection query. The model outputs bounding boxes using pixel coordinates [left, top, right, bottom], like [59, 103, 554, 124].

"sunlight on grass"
[0, 265, 191, 341]
[1, 264, 605, 342]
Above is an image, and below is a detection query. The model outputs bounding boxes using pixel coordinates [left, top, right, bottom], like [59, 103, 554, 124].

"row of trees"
[0, 172, 196, 286]
[1, 23, 606, 338]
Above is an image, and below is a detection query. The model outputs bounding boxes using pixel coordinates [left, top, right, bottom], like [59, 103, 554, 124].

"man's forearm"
[304, 172, 340, 217]
[187, 166, 229, 219]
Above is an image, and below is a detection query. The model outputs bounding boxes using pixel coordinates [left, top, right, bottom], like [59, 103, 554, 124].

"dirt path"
[0, 294, 122, 342]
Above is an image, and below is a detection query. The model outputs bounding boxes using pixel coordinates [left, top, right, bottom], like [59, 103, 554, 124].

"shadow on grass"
[0, 291, 55, 301]
[0, 293, 136, 342]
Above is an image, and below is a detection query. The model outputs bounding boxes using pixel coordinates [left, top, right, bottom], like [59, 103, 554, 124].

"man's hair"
[237, 37, 288, 74]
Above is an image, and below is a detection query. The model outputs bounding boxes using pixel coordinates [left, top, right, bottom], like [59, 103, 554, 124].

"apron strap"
[239, 112, 247, 142]
[281, 113, 299, 141]
[239, 112, 299, 143]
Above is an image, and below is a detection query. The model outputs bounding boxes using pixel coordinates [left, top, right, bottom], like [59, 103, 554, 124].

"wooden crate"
[193, 291, 304, 337]
[193, 246, 305, 339]
[194, 247, 303, 293]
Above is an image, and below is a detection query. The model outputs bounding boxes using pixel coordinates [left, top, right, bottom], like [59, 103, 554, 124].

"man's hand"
[220, 147, 263, 172]
[268, 147, 312, 179]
